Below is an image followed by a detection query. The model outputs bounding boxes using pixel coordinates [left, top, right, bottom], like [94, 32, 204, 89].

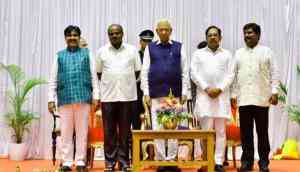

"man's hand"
[48, 102, 56, 113]
[230, 98, 237, 109]
[205, 87, 222, 99]
[269, 94, 278, 105]
[180, 95, 187, 105]
[143, 95, 151, 107]
[92, 99, 101, 111]
[212, 88, 222, 98]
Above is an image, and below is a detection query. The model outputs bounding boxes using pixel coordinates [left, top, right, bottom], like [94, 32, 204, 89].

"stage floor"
[1, 159, 299, 172]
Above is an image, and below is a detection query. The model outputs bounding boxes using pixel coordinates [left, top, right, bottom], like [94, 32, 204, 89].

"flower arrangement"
[156, 89, 190, 129]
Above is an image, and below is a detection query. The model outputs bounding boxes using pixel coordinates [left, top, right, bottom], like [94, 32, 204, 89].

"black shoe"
[259, 163, 269, 172]
[259, 168, 269, 172]
[61, 166, 72, 172]
[105, 161, 115, 171]
[120, 164, 131, 172]
[223, 161, 229, 166]
[120, 167, 132, 172]
[215, 165, 223, 172]
[76, 165, 87, 172]
[238, 161, 253, 172]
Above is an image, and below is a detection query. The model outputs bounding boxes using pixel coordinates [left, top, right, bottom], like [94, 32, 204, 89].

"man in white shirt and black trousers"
[96, 24, 141, 172]
[231, 23, 279, 172]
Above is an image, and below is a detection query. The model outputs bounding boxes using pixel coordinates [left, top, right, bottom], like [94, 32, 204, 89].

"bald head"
[156, 19, 172, 43]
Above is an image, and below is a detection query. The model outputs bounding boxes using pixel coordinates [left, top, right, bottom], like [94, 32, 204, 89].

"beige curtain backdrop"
[0, 0, 299, 159]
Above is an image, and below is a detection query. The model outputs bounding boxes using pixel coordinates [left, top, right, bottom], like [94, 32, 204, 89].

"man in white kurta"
[191, 26, 234, 172]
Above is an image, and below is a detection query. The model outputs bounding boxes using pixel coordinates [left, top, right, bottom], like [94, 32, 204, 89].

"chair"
[224, 106, 241, 168]
[86, 104, 104, 169]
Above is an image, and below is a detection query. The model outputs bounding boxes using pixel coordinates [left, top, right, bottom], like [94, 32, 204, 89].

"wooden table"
[132, 130, 215, 172]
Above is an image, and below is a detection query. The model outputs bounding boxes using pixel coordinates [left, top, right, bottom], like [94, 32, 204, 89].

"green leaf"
[277, 81, 287, 104]
[287, 105, 300, 125]
[297, 64, 300, 76]
[20, 78, 46, 100]
[1, 64, 25, 88]
[279, 81, 288, 95]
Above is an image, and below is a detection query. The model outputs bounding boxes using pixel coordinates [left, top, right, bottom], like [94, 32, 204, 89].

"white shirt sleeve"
[180, 45, 189, 97]
[48, 56, 58, 102]
[141, 46, 150, 96]
[95, 48, 103, 73]
[230, 51, 239, 98]
[89, 51, 100, 100]
[190, 51, 209, 90]
[269, 50, 280, 94]
[133, 47, 142, 72]
[217, 51, 235, 91]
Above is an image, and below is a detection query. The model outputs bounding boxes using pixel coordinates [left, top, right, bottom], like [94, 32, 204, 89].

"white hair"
[156, 18, 172, 29]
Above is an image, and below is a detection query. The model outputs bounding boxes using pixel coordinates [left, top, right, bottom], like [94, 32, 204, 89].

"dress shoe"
[76, 165, 87, 172]
[104, 162, 115, 171]
[238, 161, 253, 172]
[259, 163, 269, 172]
[120, 165, 131, 172]
[215, 165, 223, 172]
[223, 161, 229, 166]
[61, 166, 72, 172]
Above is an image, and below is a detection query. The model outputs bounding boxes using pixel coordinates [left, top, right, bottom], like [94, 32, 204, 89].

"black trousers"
[239, 105, 270, 166]
[102, 101, 133, 167]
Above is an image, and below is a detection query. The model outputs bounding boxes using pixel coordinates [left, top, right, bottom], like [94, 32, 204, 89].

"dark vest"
[148, 41, 182, 98]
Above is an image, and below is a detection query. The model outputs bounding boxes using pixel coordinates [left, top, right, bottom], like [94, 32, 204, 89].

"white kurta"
[191, 47, 235, 118]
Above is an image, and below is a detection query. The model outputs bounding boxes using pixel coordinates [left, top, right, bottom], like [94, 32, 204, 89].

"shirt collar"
[156, 40, 173, 45]
[67, 47, 80, 52]
[205, 46, 223, 54]
[245, 44, 260, 51]
[108, 42, 125, 50]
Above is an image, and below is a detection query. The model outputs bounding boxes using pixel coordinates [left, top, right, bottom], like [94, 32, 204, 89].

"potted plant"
[0, 63, 46, 160]
[156, 90, 190, 129]
[278, 64, 300, 125]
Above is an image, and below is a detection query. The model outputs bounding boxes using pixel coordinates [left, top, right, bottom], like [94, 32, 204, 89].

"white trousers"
[151, 98, 178, 160]
[196, 117, 226, 165]
[58, 103, 90, 167]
